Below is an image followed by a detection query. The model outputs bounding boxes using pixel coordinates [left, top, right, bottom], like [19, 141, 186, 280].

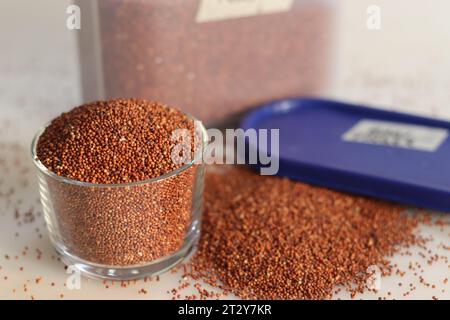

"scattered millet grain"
[35, 98, 203, 266]
[184, 166, 420, 300]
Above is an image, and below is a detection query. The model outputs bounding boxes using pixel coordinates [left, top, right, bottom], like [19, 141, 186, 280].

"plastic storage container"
[76, 0, 337, 125]
[31, 119, 207, 280]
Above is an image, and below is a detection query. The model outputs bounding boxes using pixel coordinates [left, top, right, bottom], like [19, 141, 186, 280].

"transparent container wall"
[33, 126, 205, 279]
[77, 0, 337, 126]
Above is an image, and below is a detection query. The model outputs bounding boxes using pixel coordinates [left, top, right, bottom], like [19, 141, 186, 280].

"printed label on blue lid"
[342, 119, 449, 152]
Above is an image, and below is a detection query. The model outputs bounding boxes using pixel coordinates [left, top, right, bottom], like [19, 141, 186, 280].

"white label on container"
[342, 119, 448, 152]
[196, 0, 294, 23]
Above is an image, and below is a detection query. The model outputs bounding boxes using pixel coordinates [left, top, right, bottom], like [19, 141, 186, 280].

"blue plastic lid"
[241, 98, 450, 212]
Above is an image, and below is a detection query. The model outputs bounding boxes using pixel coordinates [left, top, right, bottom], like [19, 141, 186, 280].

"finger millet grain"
[37, 99, 195, 184]
[184, 166, 420, 300]
[35, 99, 201, 266]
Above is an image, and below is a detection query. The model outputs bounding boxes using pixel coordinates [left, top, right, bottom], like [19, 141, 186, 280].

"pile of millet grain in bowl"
[183, 166, 421, 300]
[36, 98, 200, 266]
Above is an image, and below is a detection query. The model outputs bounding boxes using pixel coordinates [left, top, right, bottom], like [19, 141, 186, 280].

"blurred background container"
[76, 0, 337, 125]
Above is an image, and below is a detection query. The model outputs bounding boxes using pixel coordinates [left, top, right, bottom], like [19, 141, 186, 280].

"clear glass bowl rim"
[31, 113, 208, 188]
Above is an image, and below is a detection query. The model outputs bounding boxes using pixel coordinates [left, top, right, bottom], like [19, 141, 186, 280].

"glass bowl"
[31, 118, 207, 280]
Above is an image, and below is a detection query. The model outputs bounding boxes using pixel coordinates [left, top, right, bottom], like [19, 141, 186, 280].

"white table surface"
[0, 0, 449, 300]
